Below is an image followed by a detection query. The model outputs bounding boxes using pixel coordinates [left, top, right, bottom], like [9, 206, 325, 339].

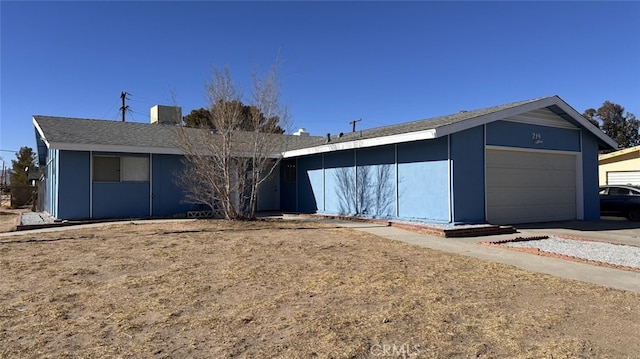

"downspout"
[322, 154, 325, 212]
[149, 153, 153, 217]
[395, 143, 399, 218]
[448, 134, 453, 223]
[89, 151, 93, 219]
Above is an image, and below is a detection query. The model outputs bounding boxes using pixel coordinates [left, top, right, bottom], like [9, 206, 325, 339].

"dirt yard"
[1, 219, 639, 358]
[0, 209, 19, 233]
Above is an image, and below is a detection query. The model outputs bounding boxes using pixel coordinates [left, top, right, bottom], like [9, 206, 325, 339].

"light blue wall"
[486, 121, 580, 151]
[356, 145, 396, 217]
[450, 127, 485, 223]
[324, 151, 354, 214]
[292, 137, 452, 222]
[581, 130, 601, 220]
[397, 138, 450, 221]
[58, 151, 90, 219]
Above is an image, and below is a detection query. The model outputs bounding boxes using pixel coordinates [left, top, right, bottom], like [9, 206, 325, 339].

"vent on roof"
[293, 128, 310, 136]
[151, 105, 182, 125]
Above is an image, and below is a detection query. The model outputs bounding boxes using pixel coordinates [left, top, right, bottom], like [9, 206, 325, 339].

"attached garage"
[486, 148, 577, 224]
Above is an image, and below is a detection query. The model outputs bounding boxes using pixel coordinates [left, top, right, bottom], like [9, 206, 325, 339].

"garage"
[606, 171, 640, 186]
[486, 148, 577, 224]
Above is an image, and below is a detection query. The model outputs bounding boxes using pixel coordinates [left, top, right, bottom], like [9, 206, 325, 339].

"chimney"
[151, 105, 182, 125]
[293, 128, 310, 136]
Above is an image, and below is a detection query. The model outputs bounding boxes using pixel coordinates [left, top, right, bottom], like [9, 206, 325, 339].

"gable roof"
[33, 95, 617, 162]
[282, 95, 617, 157]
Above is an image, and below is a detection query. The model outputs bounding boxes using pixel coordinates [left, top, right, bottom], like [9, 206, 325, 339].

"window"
[93, 156, 149, 182]
[94, 156, 120, 182]
[284, 161, 296, 183]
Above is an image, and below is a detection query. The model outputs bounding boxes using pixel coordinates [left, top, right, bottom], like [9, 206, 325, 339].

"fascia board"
[282, 129, 437, 158]
[435, 97, 561, 137]
[48, 141, 184, 155]
[551, 98, 618, 149]
[32, 117, 51, 148]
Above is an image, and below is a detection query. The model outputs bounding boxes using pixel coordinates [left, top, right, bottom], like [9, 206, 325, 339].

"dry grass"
[1, 219, 639, 358]
[0, 210, 18, 232]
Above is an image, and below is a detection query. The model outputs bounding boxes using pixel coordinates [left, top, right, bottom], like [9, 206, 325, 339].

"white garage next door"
[607, 171, 640, 186]
[486, 149, 577, 224]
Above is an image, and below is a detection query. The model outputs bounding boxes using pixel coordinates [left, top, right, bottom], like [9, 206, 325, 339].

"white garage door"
[607, 171, 640, 186]
[486, 149, 577, 224]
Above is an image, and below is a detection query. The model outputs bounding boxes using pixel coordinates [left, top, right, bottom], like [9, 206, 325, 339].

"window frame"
[93, 155, 149, 183]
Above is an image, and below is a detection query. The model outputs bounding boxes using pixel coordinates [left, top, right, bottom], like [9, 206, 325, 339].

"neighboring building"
[33, 95, 616, 225]
[598, 145, 640, 186]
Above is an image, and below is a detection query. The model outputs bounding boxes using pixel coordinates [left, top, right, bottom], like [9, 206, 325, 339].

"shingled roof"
[33, 95, 616, 160]
[283, 95, 617, 155]
[33, 116, 323, 155]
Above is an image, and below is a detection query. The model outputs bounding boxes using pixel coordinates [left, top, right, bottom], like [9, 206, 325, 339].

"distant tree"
[583, 101, 639, 150]
[183, 107, 212, 128]
[183, 101, 284, 134]
[10, 147, 38, 186]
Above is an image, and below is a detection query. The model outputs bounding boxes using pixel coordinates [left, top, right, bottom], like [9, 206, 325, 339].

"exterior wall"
[450, 126, 485, 223]
[45, 151, 200, 220]
[582, 131, 602, 220]
[296, 155, 323, 213]
[280, 159, 297, 212]
[598, 156, 640, 185]
[91, 152, 150, 219]
[42, 148, 58, 217]
[397, 138, 449, 221]
[486, 120, 581, 151]
[151, 154, 202, 216]
[58, 151, 91, 219]
[289, 137, 451, 222]
[355, 145, 395, 217]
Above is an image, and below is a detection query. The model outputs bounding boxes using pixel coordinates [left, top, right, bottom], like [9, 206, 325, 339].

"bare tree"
[334, 164, 394, 217]
[175, 64, 289, 219]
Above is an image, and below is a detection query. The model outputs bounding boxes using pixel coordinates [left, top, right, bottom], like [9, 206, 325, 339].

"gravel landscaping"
[501, 236, 640, 270]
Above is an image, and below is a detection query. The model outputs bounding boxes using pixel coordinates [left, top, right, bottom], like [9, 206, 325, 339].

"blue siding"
[397, 138, 450, 221]
[324, 151, 354, 214]
[450, 127, 485, 223]
[57, 151, 91, 219]
[486, 121, 580, 152]
[151, 154, 202, 216]
[581, 130, 601, 220]
[93, 182, 150, 218]
[297, 155, 322, 213]
[356, 146, 396, 217]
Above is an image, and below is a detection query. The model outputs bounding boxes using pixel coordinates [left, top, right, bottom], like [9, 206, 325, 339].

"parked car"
[599, 185, 640, 221]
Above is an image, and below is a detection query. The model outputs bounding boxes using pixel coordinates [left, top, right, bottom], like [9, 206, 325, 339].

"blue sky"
[1, 1, 639, 162]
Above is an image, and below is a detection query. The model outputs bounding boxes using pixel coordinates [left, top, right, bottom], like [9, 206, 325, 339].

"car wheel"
[627, 207, 640, 221]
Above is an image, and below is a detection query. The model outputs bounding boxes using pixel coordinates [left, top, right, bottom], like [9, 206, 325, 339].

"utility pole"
[349, 118, 362, 132]
[120, 91, 130, 122]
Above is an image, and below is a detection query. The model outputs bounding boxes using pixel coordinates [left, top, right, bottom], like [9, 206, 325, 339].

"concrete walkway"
[333, 221, 640, 293]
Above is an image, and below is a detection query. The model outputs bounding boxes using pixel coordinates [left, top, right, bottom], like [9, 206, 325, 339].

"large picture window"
[93, 156, 149, 182]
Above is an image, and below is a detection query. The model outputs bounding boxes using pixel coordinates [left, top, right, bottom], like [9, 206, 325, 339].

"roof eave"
[282, 129, 437, 158]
